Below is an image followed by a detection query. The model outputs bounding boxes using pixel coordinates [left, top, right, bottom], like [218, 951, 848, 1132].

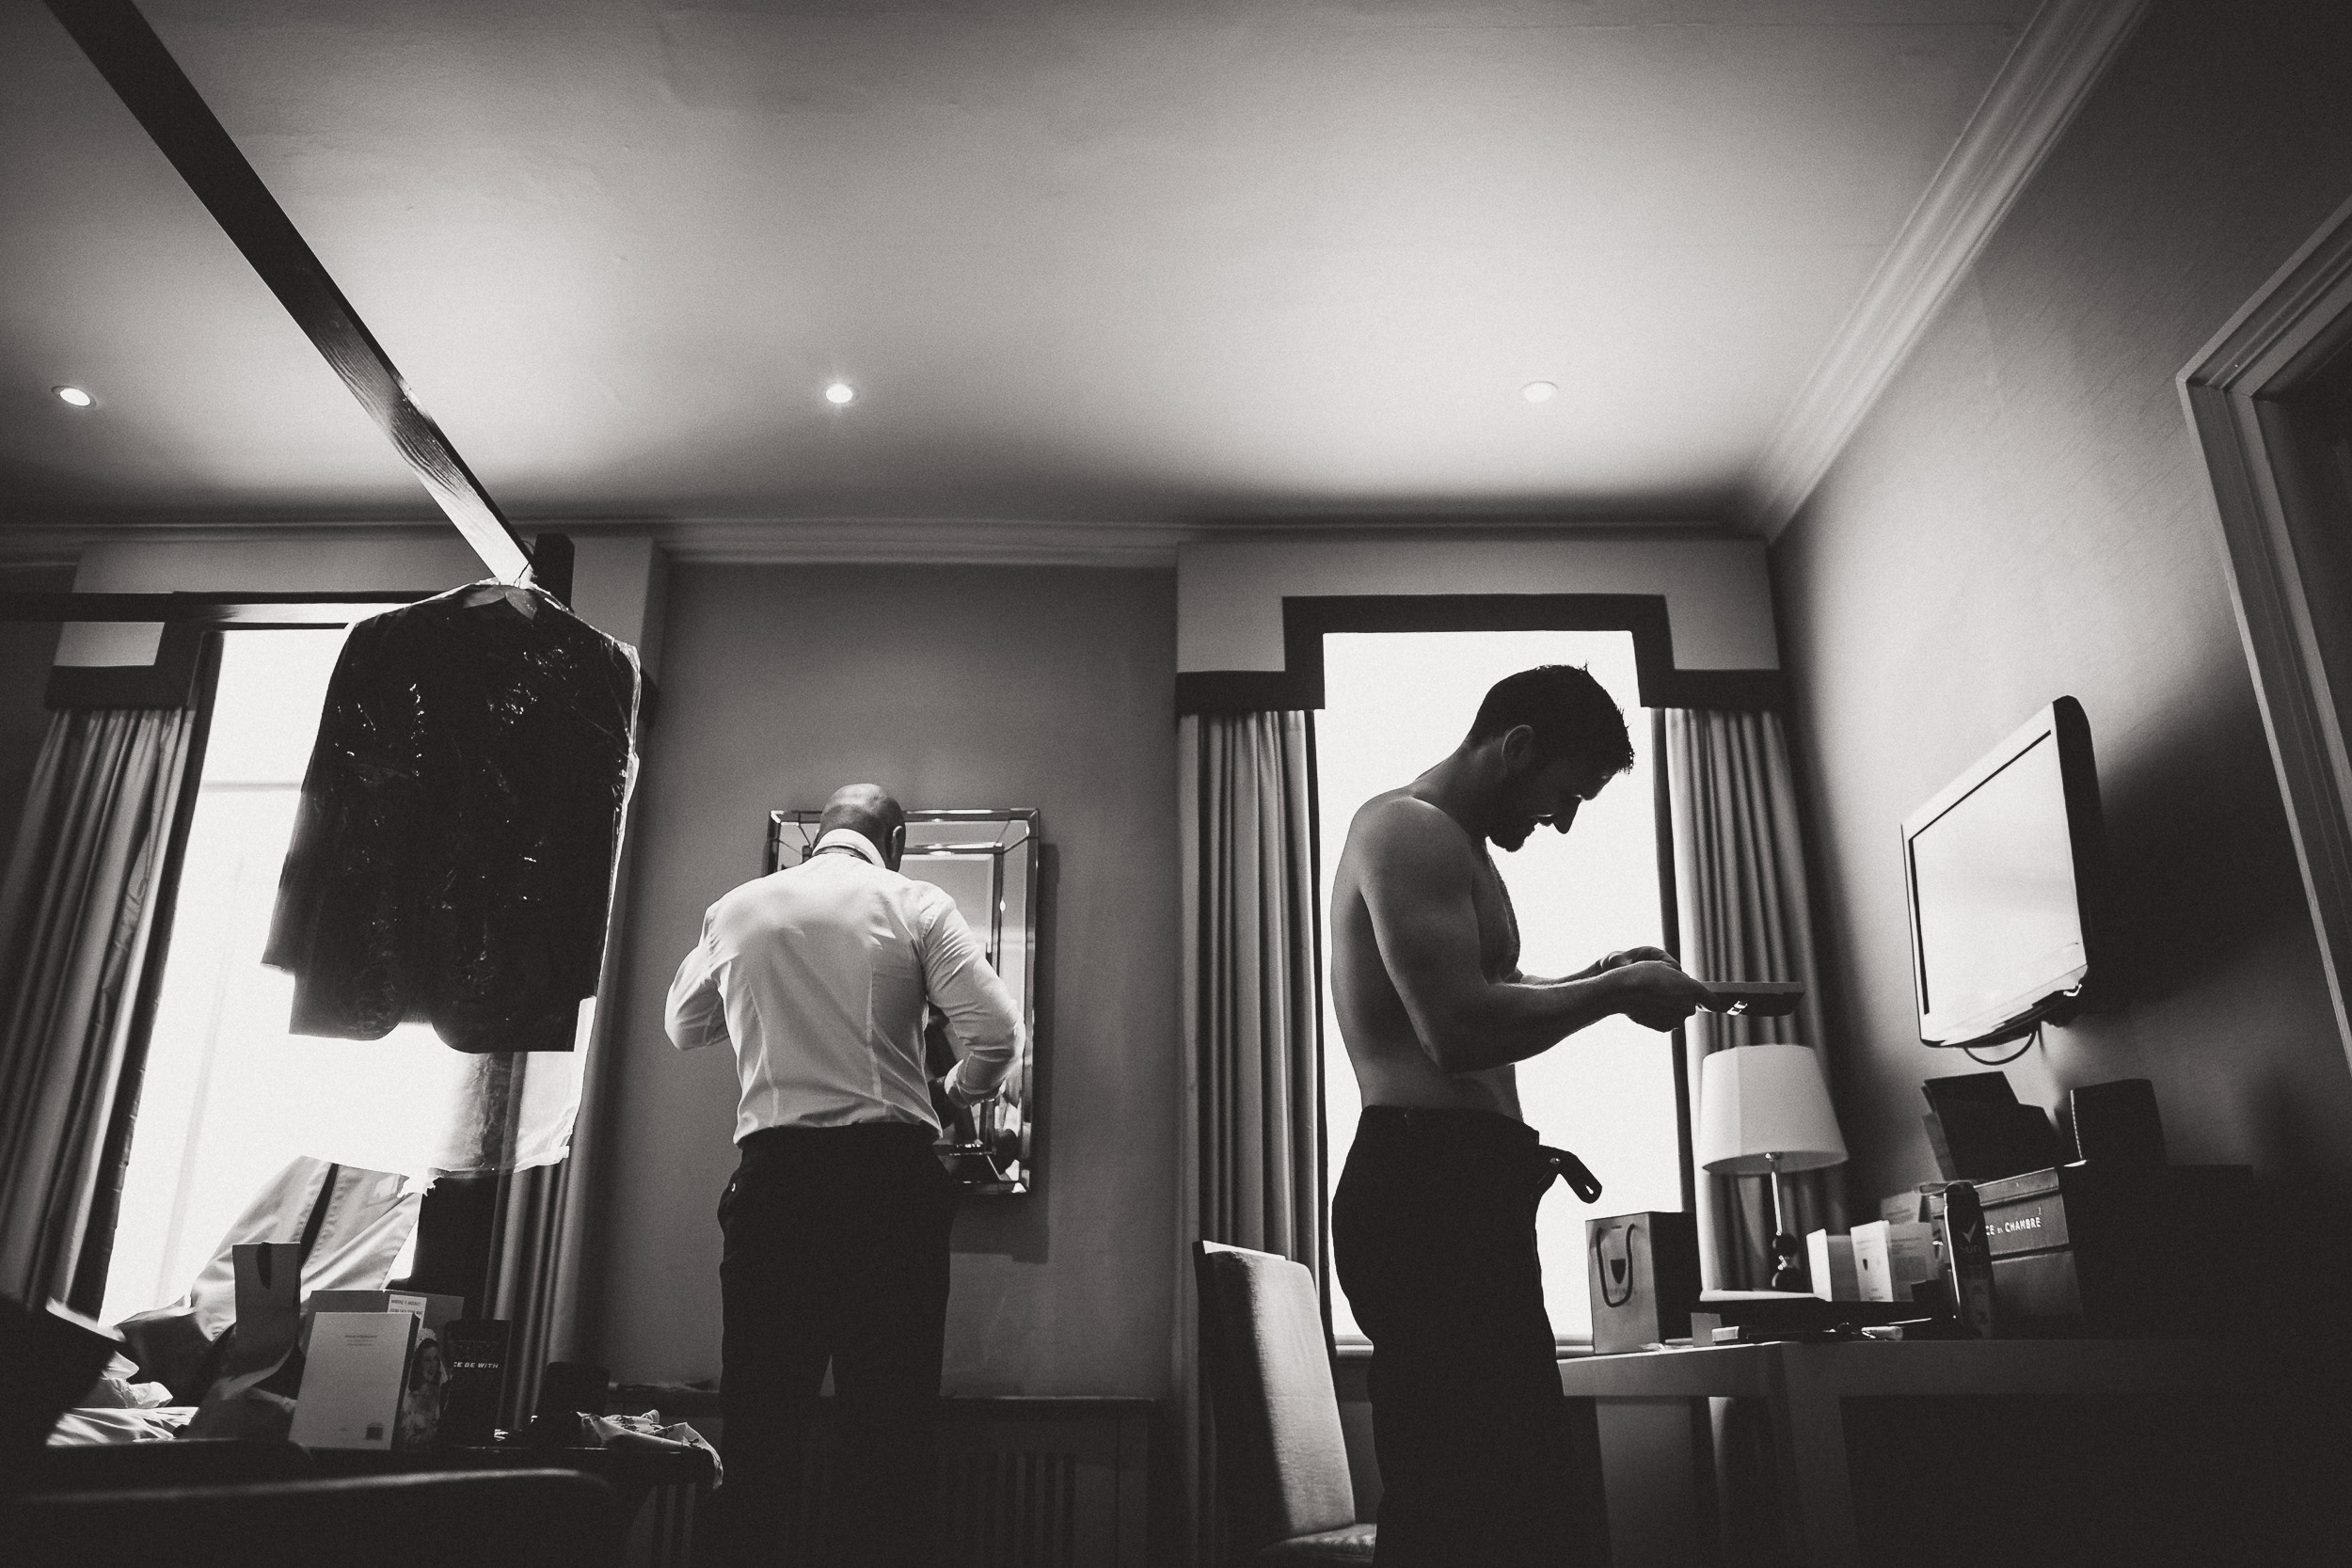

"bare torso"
[1330, 787, 1526, 1118]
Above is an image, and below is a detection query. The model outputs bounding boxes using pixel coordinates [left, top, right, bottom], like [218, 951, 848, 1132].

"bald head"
[818, 783, 906, 868]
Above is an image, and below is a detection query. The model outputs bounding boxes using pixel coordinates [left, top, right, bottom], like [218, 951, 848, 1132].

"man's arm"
[663, 911, 730, 1052]
[916, 895, 1023, 1106]
[1512, 945, 1680, 987]
[1359, 801, 1712, 1074]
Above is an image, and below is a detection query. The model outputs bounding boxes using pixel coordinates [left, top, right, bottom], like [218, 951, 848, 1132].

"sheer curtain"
[1664, 707, 1846, 1290]
[1177, 709, 1325, 1565]
[0, 703, 200, 1310]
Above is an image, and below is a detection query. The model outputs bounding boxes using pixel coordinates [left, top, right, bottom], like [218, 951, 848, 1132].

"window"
[1317, 630, 1681, 1343]
[99, 629, 574, 1326]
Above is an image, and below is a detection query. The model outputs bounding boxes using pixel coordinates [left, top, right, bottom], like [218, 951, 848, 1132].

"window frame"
[1247, 593, 1782, 1353]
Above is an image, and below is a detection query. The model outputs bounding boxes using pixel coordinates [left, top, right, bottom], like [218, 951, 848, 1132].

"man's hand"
[1597, 945, 1678, 973]
[1607, 960, 1717, 1031]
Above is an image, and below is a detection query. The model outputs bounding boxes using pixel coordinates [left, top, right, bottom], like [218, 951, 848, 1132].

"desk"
[1558, 1338, 2301, 1567]
[306, 1444, 711, 1567]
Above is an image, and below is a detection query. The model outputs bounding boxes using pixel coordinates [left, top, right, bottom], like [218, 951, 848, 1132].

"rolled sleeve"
[916, 895, 1023, 1106]
[663, 912, 731, 1053]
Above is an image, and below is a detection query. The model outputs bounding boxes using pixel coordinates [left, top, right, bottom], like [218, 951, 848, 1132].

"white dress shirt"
[665, 828, 1024, 1140]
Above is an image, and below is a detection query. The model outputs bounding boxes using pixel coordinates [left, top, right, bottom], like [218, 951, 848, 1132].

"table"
[305, 1443, 712, 1567]
[1557, 1338, 2305, 1567]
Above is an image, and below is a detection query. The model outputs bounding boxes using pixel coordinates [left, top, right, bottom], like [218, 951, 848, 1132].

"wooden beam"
[41, 0, 535, 585]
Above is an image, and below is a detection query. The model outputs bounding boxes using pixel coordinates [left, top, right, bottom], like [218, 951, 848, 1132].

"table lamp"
[1694, 1043, 1848, 1291]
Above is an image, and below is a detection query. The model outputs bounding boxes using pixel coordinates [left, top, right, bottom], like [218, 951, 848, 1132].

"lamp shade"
[1694, 1043, 1847, 1175]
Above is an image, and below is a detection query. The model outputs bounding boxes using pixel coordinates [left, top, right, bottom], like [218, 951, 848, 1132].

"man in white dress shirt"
[667, 783, 1022, 1568]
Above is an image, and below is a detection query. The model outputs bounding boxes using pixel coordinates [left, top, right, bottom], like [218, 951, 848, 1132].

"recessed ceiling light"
[1521, 381, 1558, 404]
[54, 385, 93, 407]
[823, 382, 855, 405]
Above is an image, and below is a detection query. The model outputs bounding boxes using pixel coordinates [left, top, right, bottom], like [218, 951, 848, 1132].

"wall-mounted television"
[1901, 697, 2111, 1048]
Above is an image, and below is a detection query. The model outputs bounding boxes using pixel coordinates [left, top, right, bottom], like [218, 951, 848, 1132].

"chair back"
[1194, 1241, 1356, 1554]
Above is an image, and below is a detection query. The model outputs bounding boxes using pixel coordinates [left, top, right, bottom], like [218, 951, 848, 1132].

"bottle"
[1934, 1181, 1998, 1339]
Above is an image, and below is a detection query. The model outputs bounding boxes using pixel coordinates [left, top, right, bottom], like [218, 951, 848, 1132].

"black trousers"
[1331, 1106, 1599, 1568]
[717, 1123, 958, 1568]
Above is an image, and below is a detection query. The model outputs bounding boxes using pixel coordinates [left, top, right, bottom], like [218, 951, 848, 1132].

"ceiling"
[0, 0, 2038, 542]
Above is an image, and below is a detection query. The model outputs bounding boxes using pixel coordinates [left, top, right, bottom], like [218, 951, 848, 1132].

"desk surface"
[1558, 1335, 2283, 1399]
[1556, 1338, 2301, 1568]
[305, 1443, 713, 1489]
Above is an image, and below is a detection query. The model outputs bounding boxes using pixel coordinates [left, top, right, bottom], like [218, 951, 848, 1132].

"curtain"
[1663, 707, 1847, 1291]
[0, 705, 199, 1309]
[1182, 711, 1323, 1266]
[487, 1154, 568, 1426]
[1177, 709, 1324, 1566]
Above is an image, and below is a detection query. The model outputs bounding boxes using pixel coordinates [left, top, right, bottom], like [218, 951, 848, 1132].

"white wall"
[56, 531, 662, 672]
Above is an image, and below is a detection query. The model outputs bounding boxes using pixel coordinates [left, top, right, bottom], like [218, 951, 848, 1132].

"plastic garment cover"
[173, 1157, 421, 1340]
[112, 1158, 419, 1405]
[263, 581, 640, 1052]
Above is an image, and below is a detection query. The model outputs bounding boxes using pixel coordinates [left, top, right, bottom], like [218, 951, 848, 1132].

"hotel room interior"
[3, 1, 2350, 1563]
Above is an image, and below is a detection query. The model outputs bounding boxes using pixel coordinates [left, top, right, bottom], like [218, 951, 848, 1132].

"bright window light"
[1318, 630, 1679, 1343]
[823, 381, 856, 405]
[54, 386, 93, 407]
[100, 628, 563, 1326]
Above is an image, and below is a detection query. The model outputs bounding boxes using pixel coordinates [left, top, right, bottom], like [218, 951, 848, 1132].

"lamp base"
[1769, 1230, 1806, 1292]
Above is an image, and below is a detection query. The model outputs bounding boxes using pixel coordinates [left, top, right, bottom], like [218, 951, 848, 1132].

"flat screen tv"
[1901, 697, 2110, 1048]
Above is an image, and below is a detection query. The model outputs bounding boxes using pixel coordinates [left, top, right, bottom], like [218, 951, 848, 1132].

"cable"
[1963, 1021, 2039, 1067]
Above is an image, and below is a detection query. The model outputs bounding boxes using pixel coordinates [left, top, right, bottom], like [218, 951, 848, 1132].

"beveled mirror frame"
[767, 808, 1041, 1194]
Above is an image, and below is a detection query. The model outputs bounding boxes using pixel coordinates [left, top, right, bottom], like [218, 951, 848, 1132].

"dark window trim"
[43, 621, 210, 709]
[1175, 594, 1786, 715]
[1306, 622, 1695, 1353]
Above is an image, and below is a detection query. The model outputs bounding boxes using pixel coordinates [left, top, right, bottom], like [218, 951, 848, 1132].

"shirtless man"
[1329, 664, 1717, 1568]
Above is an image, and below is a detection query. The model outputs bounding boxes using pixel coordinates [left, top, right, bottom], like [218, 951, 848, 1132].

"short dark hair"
[1466, 665, 1633, 775]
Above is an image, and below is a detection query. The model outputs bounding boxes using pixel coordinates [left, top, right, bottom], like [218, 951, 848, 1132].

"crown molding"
[654, 516, 1195, 566]
[1, 515, 1741, 570]
[0, 515, 1201, 568]
[0, 518, 458, 562]
[1743, 0, 2152, 540]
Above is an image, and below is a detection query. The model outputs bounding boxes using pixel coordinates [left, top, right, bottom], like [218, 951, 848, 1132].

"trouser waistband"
[739, 1121, 936, 1155]
[1354, 1106, 1603, 1203]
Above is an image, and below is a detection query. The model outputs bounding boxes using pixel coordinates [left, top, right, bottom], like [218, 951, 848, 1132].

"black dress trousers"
[1332, 1106, 1603, 1568]
[716, 1122, 958, 1568]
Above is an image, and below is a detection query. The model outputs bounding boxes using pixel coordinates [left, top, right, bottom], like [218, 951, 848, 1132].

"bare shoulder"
[1342, 791, 1473, 890]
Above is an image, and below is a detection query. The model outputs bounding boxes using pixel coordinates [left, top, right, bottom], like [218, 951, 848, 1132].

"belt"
[1539, 1145, 1604, 1205]
[1357, 1107, 1604, 1204]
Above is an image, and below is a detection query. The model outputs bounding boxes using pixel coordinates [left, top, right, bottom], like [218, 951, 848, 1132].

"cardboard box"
[304, 1291, 463, 1344]
[1851, 1220, 1939, 1303]
[289, 1312, 416, 1449]
[1805, 1230, 1861, 1301]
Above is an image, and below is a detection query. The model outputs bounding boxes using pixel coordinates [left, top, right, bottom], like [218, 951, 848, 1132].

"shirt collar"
[811, 827, 886, 868]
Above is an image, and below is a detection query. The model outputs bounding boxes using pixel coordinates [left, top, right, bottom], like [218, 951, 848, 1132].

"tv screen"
[1902, 699, 2106, 1046]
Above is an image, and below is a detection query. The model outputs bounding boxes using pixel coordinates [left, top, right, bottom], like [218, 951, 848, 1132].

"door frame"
[2181, 192, 2352, 1076]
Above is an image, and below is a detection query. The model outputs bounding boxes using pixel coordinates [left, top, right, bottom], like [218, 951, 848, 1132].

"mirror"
[767, 809, 1040, 1195]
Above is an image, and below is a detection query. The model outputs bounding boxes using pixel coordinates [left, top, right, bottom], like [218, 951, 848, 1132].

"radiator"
[618, 1393, 1152, 1568]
